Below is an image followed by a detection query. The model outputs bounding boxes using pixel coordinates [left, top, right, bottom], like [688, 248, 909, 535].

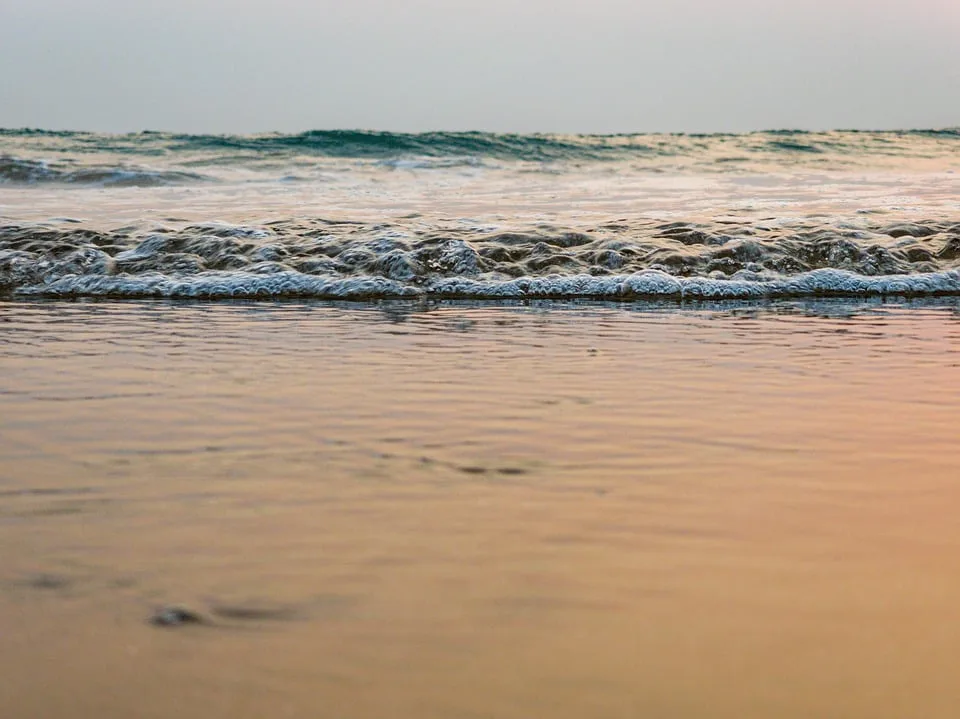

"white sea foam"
[13, 268, 960, 301]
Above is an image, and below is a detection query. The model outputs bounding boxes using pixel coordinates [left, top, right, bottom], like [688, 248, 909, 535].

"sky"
[1, 0, 958, 134]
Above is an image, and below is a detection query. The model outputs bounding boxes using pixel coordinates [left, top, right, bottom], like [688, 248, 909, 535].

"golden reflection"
[1, 301, 959, 718]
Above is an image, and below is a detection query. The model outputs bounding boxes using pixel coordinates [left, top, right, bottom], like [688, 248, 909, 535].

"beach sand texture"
[2, 300, 959, 718]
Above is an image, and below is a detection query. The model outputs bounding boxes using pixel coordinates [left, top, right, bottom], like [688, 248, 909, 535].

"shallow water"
[2, 299, 959, 718]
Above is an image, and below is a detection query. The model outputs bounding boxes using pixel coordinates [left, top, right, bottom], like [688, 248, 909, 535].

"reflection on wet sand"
[1, 299, 959, 718]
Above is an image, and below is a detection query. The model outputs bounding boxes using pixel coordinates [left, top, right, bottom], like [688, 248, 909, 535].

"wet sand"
[1, 299, 960, 718]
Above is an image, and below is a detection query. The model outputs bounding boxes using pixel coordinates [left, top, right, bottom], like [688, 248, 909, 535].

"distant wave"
[1, 128, 958, 165]
[0, 156, 209, 186]
[3, 217, 958, 300]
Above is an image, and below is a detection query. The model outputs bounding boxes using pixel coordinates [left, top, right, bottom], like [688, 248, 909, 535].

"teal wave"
[1, 128, 958, 163]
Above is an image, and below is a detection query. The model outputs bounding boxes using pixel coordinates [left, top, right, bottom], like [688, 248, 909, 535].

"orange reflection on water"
[1, 300, 959, 718]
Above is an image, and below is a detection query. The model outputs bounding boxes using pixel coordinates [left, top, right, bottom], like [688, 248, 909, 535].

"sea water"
[2, 130, 960, 718]
[2, 128, 959, 299]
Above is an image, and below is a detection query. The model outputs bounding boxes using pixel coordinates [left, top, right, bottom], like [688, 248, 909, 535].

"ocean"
[2, 129, 960, 719]
[2, 128, 959, 299]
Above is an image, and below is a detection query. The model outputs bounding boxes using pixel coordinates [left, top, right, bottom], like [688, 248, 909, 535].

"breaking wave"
[10, 268, 959, 301]
[3, 217, 959, 300]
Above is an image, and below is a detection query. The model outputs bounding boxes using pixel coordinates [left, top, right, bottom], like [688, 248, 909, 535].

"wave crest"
[3, 128, 959, 169]
[3, 216, 960, 300]
[10, 268, 960, 301]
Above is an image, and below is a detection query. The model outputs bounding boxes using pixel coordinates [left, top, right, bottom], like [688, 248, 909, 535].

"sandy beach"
[2, 298, 959, 718]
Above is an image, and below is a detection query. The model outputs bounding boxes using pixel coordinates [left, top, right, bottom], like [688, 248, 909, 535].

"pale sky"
[1, 0, 958, 134]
